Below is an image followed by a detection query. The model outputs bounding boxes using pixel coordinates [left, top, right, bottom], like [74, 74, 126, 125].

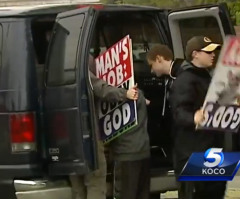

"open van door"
[167, 3, 236, 151]
[168, 3, 235, 58]
[44, 7, 98, 176]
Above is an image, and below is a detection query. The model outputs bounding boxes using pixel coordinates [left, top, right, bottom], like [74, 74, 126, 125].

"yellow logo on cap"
[204, 37, 212, 43]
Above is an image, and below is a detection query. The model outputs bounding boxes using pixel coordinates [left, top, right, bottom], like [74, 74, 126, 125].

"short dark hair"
[147, 44, 173, 62]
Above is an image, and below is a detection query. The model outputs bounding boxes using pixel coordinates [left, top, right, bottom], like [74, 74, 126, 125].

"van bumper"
[150, 169, 177, 193]
[14, 179, 72, 199]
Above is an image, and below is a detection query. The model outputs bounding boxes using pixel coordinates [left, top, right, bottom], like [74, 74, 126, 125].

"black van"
[0, 3, 236, 199]
[0, 4, 101, 199]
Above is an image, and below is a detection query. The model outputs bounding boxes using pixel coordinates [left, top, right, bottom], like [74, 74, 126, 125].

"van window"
[178, 16, 223, 65]
[179, 16, 223, 51]
[31, 18, 55, 90]
[91, 14, 162, 62]
[47, 14, 84, 86]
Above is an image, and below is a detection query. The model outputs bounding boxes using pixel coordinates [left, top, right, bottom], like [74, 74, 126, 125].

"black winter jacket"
[170, 61, 222, 173]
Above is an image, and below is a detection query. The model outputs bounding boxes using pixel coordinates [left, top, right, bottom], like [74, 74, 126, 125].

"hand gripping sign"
[95, 35, 138, 143]
[198, 36, 240, 133]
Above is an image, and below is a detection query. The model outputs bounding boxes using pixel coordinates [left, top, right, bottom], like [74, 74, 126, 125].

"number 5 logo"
[204, 148, 224, 168]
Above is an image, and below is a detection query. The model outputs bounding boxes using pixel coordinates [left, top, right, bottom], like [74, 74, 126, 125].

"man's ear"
[156, 55, 163, 63]
[192, 50, 198, 59]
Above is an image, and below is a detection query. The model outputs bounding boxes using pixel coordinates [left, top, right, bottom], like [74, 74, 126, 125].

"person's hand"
[194, 108, 205, 125]
[126, 84, 138, 100]
[236, 95, 240, 105]
[145, 99, 151, 105]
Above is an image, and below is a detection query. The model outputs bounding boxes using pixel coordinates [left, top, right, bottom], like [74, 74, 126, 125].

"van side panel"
[44, 85, 88, 175]
[0, 19, 41, 173]
[0, 18, 42, 199]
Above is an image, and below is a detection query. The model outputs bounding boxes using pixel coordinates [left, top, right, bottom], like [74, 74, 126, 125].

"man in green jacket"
[111, 88, 150, 199]
[90, 55, 151, 199]
[70, 55, 138, 199]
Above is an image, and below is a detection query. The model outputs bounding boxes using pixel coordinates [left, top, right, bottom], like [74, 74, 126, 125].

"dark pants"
[114, 158, 150, 199]
[177, 181, 226, 199]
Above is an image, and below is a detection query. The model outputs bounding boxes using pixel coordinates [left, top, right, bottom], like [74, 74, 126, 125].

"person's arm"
[90, 72, 137, 102]
[170, 73, 197, 128]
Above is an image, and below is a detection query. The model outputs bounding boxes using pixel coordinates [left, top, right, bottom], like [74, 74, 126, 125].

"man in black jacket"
[146, 44, 184, 142]
[170, 36, 226, 199]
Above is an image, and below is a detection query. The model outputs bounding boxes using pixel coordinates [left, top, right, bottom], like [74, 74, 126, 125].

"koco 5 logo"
[203, 148, 225, 175]
[179, 146, 240, 181]
[204, 148, 224, 167]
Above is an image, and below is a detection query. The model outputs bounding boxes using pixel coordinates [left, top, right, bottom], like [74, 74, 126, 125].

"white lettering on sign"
[103, 115, 111, 136]
[122, 103, 131, 125]
[212, 106, 226, 128]
[221, 107, 234, 128]
[96, 56, 105, 77]
[103, 103, 131, 136]
[96, 37, 129, 78]
[116, 64, 124, 85]
[201, 103, 240, 131]
[122, 37, 128, 61]
[112, 108, 122, 131]
[230, 108, 240, 129]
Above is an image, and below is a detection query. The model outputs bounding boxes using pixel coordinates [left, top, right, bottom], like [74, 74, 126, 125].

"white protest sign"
[198, 36, 240, 132]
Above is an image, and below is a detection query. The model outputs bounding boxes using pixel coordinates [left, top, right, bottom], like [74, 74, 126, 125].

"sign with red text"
[95, 35, 137, 143]
[198, 36, 240, 132]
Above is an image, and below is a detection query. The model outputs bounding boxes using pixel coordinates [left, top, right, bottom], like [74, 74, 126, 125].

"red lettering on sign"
[222, 38, 240, 67]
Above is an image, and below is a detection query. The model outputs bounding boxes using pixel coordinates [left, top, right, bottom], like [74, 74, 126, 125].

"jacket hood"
[181, 60, 194, 71]
[179, 60, 211, 78]
[170, 58, 184, 78]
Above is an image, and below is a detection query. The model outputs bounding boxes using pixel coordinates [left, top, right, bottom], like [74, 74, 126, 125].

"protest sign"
[95, 35, 138, 143]
[198, 36, 240, 132]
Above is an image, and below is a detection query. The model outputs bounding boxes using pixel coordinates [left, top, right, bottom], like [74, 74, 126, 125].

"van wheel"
[150, 193, 160, 199]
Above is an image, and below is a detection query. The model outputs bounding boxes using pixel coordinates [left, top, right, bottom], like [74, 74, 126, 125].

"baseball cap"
[185, 36, 220, 61]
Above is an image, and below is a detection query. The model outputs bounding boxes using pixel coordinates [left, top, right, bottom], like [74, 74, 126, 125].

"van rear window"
[31, 19, 55, 65]
[47, 14, 84, 86]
